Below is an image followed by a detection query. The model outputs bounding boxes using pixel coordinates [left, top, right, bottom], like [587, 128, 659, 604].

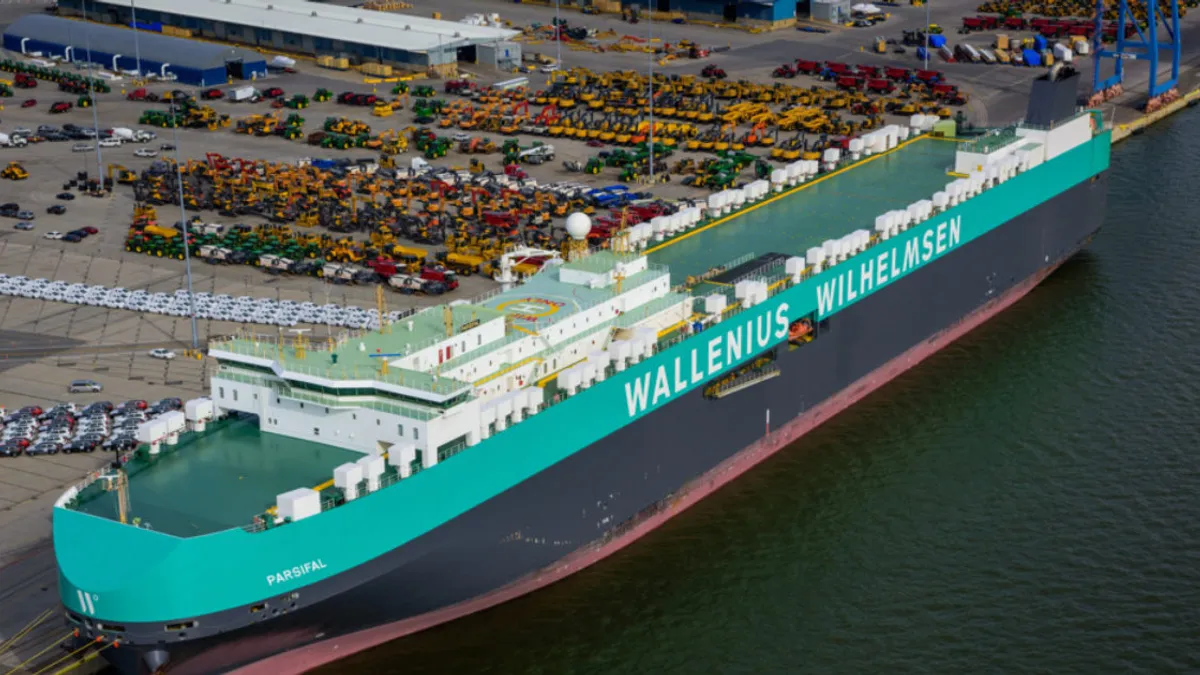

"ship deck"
[73, 417, 362, 537]
[649, 136, 960, 283]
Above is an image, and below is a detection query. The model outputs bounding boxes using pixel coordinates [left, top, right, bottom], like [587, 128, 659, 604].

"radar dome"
[565, 212, 592, 240]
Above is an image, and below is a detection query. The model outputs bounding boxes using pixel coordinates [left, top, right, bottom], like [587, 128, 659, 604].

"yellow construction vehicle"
[372, 100, 394, 117]
[107, 164, 137, 185]
[1, 162, 28, 180]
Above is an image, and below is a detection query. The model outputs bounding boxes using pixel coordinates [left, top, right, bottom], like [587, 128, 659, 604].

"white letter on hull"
[625, 374, 652, 417]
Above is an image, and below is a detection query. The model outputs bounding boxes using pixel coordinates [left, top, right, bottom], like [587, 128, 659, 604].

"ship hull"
[94, 167, 1107, 675]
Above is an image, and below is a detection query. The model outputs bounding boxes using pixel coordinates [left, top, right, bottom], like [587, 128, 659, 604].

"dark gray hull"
[96, 171, 1108, 675]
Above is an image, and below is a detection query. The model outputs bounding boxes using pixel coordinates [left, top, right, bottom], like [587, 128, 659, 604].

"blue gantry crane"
[1091, 0, 1181, 99]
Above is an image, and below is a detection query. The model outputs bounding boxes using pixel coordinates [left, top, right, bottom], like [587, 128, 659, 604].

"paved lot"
[1, 1, 1199, 670]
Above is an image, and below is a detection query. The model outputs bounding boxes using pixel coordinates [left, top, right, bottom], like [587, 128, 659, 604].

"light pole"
[169, 98, 200, 350]
[130, 0, 143, 78]
[924, 0, 931, 70]
[647, 4, 654, 184]
[81, 1, 104, 188]
[555, 0, 562, 68]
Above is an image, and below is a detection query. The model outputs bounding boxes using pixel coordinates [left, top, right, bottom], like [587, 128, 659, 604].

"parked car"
[44, 231, 63, 240]
[148, 348, 177, 360]
[134, 148, 158, 158]
[68, 379, 102, 393]
[47, 205, 66, 215]
[56, 192, 75, 201]
[72, 143, 94, 152]
[14, 222, 34, 231]
[98, 138, 121, 148]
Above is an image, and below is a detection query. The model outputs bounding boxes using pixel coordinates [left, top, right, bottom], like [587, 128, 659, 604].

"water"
[318, 122, 1200, 674]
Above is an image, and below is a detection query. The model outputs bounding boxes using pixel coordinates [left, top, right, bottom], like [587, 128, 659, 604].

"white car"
[72, 143, 94, 153]
[98, 138, 122, 148]
[148, 348, 177, 360]
[134, 148, 158, 158]
[44, 231, 64, 240]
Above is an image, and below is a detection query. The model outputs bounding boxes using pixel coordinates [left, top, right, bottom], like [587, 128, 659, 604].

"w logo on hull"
[76, 589, 96, 615]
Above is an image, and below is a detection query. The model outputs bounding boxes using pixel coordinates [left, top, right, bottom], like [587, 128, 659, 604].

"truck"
[258, 254, 295, 274]
[387, 274, 446, 295]
[518, 144, 555, 163]
[198, 245, 233, 264]
[0, 133, 29, 148]
[229, 86, 256, 102]
[111, 127, 154, 143]
[321, 262, 378, 284]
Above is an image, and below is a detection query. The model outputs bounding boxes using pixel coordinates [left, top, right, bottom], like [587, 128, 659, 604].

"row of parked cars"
[0, 398, 183, 457]
[4, 124, 164, 155]
[0, 274, 405, 329]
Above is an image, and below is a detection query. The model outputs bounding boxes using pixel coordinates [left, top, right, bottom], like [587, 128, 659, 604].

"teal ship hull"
[54, 85, 1111, 673]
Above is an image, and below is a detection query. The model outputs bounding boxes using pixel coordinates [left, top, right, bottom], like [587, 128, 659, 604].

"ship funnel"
[1025, 67, 1080, 128]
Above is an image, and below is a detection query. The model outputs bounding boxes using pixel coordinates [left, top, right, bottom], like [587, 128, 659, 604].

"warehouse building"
[53, 0, 521, 75]
[595, 0, 798, 28]
[2, 14, 267, 85]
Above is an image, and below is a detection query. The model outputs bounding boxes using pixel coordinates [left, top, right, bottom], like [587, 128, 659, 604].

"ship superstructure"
[53, 70, 1110, 675]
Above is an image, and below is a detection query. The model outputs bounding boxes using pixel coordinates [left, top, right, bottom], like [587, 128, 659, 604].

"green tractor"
[584, 157, 603, 174]
[392, 83, 410, 95]
[413, 85, 435, 98]
[285, 94, 309, 109]
[77, 94, 94, 108]
[313, 88, 333, 102]
[0, 83, 12, 97]
[424, 137, 450, 159]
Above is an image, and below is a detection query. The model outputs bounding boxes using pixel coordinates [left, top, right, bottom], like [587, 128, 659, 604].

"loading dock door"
[456, 45, 476, 63]
[724, 2, 737, 21]
[226, 59, 244, 80]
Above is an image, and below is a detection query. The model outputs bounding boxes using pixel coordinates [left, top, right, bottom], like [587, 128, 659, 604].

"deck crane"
[1090, 0, 1181, 111]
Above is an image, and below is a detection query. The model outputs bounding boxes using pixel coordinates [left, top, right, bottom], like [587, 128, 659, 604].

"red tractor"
[201, 88, 224, 100]
[14, 73, 36, 89]
[50, 101, 72, 114]
[773, 63, 797, 78]
[262, 87, 285, 98]
[701, 64, 727, 79]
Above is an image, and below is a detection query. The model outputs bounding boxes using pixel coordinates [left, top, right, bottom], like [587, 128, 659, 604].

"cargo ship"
[53, 69, 1109, 675]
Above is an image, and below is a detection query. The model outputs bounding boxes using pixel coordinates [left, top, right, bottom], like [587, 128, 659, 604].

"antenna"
[288, 328, 311, 360]
[376, 284, 390, 334]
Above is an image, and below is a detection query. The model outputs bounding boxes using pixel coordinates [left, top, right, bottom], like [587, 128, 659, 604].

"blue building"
[2, 14, 267, 86]
[639, 0, 797, 26]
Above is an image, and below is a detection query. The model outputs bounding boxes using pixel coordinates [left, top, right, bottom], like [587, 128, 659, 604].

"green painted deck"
[649, 137, 960, 283]
[75, 419, 362, 537]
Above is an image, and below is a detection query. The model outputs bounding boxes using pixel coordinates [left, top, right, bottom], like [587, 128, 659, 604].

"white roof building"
[58, 0, 520, 66]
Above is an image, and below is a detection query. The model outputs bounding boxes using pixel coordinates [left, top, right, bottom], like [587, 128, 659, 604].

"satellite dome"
[565, 212, 592, 241]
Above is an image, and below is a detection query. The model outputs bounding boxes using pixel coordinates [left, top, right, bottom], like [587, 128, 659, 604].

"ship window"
[254, 393, 258, 401]
[219, 387, 225, 399]
[414, 428, 420, 440]
[233, 390, 238, 402]
[313, 428, 320, 436]
[352, 414, 357, 420]
[376, 419, 380, 426]
[477, 335, 482, 346]
[165, 621, 196, 631]
[398, 424, 404, 436]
